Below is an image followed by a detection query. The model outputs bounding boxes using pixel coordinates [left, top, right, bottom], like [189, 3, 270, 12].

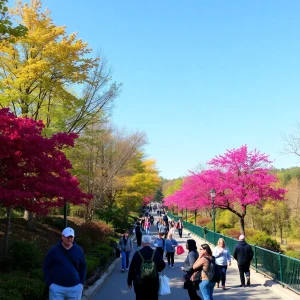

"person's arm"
[213, 246, 223, 258]
[226, 248, 232, 263]
[183, 252, 197, 272]
[193, 256, 204, 270]
[249, 245, 254, 260]
[130, 238, 133, 252]
[43, 247, 55, 287]
[233, 246, 237, 260]
[155, 250, 166, 272]
[127, 252, 138, 288]
[79, 249, 87, 285]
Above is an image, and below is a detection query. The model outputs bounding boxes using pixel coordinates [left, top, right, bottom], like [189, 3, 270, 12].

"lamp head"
[210, 189, 216, 198]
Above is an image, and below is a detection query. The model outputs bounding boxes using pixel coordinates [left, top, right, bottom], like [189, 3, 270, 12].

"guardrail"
[167, 212, 300, 294]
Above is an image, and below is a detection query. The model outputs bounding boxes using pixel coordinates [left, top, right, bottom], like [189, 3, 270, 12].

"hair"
[186, 239, 197, 252]
[201, 243, 212, 256]
[218, 238, 226, 248]
[123, 229, 129, 234]
[158, 232, 163, 236]
[142, 235, 152, 244]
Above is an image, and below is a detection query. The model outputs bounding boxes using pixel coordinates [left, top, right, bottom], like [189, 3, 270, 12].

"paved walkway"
[91, 217, 298, 300]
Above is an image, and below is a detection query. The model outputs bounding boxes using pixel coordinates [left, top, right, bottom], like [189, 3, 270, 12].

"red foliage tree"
[0, 108, 91, 254]
[165, 145, 286, 235]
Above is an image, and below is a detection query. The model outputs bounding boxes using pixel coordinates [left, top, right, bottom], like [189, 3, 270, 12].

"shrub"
[197, 218, 211, 227]
[248, 233, 280, 252]
[284, 250, 300, 260]
[9, 240, 42, 270]
[79, 221, 114, 246]
[0, 273, 45, 300]
[221, 228, 241, 239]
[86, 258, 99, 278]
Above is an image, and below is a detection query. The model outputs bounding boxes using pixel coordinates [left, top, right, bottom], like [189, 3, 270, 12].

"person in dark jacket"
[233, 234, 254, 287]
[43, 227, 86, 300]
[181, 239, 200, 300]
[127, 235, 166, 300]
[135, 221, 142, 247]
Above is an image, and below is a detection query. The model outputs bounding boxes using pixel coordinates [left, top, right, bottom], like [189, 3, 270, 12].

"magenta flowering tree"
[0, 108, 92, 254]
[165, 145, 286, 235]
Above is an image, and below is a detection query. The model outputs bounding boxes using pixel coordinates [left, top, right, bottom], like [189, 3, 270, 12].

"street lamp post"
[210, 189, 216, 233]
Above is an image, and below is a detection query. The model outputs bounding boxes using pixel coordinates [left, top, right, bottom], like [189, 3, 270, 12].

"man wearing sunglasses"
[43, 227, 87, 299]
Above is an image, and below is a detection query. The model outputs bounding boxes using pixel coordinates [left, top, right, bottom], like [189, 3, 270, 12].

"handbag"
[158, 273, 171, 296]
[176, 245, 184, 255]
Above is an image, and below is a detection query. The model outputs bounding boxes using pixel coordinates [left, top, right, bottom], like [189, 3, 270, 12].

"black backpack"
[203, 257, 221, 283]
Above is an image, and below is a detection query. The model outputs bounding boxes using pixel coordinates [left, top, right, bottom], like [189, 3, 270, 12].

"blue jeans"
[200, 280, 215, 300]
[49, 283, 83, 300]
[218, 265, 228, 287]
[121, 250, 130, 269]
[145, 228, 150, 234]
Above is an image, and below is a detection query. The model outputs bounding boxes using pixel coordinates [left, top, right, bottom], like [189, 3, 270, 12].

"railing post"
[254, 245, 257, 272]
[278, 252, 283, 286]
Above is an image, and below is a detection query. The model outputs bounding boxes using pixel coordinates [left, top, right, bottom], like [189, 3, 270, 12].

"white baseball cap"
[62, 227, 75, 237]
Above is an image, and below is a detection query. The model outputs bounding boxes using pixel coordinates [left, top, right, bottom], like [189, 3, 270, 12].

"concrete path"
[91, 217, 298, 300]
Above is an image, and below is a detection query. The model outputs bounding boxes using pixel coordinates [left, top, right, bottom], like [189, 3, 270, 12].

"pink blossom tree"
[0, 108, 91, 254]
[165, 145, 286, 235]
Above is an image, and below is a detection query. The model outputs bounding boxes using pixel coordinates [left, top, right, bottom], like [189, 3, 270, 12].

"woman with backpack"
[213, 238, 231, 290]
[192, 243, 215, 300]
[181, 239, 200, 300]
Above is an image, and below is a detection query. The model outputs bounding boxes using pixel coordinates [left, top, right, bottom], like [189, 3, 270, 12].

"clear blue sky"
[21, 1, 300, 178]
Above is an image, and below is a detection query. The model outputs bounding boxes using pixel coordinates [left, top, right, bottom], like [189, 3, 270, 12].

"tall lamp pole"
[210, 189, 216, 233]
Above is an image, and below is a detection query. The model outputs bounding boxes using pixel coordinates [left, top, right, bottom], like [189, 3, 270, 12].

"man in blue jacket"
[43, 227, 86, 299]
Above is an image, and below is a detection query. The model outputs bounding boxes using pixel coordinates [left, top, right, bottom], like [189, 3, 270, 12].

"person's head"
[186, 239, 197, 252]
[142, 235, 152, 246]
[123, 229, 129, 237]
[61, 227, 75, 248]
[218, 238, 226, 248]
[167, 232, 173, 240]
[136, 221, 140, 226]
[199, 243, 212, 256]
[239, 234, 245, 241]
[158, 232, 163, 238]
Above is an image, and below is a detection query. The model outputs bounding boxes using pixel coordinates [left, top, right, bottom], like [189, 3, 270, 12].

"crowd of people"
[41, 208, 254, 300]
[123, 209, 254, 300]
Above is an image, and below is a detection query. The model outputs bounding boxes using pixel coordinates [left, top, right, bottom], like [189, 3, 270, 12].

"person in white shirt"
[213, 238, 231, 290]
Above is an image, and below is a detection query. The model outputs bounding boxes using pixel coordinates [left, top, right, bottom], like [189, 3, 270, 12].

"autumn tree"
[67, 124, 149, 222]
[0, 0, 27, 41]
[165, 145, 286, 235]
[0, 108, 90, 254]
[0, 0, 120, 135]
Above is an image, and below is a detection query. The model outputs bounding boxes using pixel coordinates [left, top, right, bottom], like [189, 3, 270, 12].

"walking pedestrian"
[144, 218, 151, 234]
[43, 227, 86, 300]
[127, 235, 166, 300]
[233, 235, 254, 287]
[135, 221, 142, 247]
[193, 243, 215, 300]
[153, 232, 165, 258]
[118, 230, 134, 272]
[159, 220, 169, 239]
[176, 217, 184, 238]
[213, 238, 231, 290]
[165, 232, 178, 268]
[181, 239, 200, 300]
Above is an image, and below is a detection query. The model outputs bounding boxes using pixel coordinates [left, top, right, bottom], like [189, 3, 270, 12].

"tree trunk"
[4, 206, 12, 256]
[239, 216, 245, 235]
[279, 226, 283, 244]
[24, 210, 36, 231]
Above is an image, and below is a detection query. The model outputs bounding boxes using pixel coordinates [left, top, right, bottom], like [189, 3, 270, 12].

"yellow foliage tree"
[116, 159, 161, 214]
[0, 0, 119, 135]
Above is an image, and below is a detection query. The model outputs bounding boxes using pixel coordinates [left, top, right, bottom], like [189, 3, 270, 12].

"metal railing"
[168, 212, 300, 294]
